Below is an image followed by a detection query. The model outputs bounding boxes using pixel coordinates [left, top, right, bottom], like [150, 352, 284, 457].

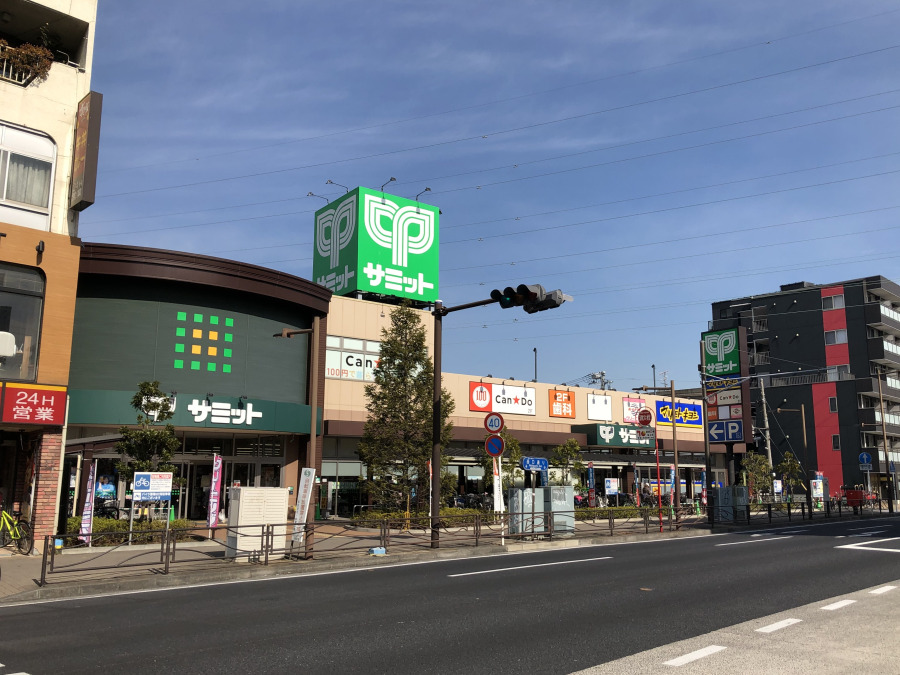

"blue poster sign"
[655, 400, 703, 427]
[521, 457, 549, 472]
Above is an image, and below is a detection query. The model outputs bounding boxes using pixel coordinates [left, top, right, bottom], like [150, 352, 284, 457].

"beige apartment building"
[0, 0, 100, 543]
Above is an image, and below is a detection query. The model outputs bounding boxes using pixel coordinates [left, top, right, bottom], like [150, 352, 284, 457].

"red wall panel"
[811, 381, 843, 496]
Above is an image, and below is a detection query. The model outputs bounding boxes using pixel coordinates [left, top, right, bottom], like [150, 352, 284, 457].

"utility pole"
[671, 380, 679, 510]
[700, 342, 712, 524]
[759, 377, 773, 466]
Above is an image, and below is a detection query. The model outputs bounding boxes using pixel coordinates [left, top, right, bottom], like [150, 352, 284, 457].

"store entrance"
[188, 462, 214, 521]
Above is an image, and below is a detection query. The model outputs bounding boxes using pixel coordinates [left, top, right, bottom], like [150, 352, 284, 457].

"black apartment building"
[710, 276, 900, 500]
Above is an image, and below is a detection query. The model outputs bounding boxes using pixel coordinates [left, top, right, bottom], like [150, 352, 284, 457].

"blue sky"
[83, 1, 900, 390]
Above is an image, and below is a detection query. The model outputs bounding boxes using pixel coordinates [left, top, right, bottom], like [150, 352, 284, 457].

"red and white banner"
[207, 454, 223, 527]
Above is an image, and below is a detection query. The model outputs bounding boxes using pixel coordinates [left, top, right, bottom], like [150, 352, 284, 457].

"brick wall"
[32, 431, 63, 546]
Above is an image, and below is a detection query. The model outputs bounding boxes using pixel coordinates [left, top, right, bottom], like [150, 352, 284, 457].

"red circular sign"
[637, 408, 653, 426]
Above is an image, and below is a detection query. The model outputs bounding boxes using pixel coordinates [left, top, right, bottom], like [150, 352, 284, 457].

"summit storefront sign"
[469, 382, 536, 416]
[313, 187, 439, 302]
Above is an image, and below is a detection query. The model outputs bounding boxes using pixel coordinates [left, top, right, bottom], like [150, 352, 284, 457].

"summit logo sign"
[312, 187, 439, 302]
[702, 328, 740, 376]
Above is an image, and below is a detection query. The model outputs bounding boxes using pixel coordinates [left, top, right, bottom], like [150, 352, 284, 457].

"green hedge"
[61, 517, 197, 547]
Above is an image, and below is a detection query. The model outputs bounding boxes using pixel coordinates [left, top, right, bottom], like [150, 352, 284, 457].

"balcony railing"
[752, 352, 771, 366]
[874, 410, 900, 427]
[769, 371, 854, 387]
[882, 304, 900, 325]
[0, 49, 30, 85]
[752, 318, 769, 333]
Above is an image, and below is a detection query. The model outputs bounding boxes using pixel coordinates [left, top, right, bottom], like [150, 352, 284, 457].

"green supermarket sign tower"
[313, 187, 439, 302]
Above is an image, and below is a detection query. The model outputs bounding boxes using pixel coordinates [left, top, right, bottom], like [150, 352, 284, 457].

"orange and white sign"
[548, 390, 576, 418]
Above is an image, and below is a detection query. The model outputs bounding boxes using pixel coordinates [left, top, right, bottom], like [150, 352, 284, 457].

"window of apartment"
[824, 329, 848, 345]
[0, 262, 45, 382]
[832, 434, 841, 451]
[0, 124, 55, 230]
[827, 365, 850, 381]
[829, 397, 838, 413]
[822, 295, 845, 310]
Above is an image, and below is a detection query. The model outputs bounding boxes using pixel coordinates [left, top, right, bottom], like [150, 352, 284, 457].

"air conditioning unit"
[225, 487, 289, 561]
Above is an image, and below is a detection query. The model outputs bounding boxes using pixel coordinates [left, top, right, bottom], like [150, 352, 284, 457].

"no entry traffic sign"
[485, 435, 505, 457]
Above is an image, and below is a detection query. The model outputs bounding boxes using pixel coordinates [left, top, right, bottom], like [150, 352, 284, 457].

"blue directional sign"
[521, 457, 549, 472]
[858, 452, 872, 465]
[708, 420, 744, 443]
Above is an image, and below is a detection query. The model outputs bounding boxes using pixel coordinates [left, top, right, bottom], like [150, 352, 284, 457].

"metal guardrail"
[38, 501, 894, 586]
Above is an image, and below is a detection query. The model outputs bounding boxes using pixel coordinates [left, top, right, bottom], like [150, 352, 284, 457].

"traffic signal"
[490, 286, 524, 308]
[490, 284, 572, 313]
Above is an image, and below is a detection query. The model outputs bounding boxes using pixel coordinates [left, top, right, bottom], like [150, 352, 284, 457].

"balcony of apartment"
[865, 303, 900, 337]
[856, 373, 900, 403]
[868, 336, 900, 368]
[858, 406, 900, 433]
[0, 1, 89, 86]
[768, 370, 854, 387]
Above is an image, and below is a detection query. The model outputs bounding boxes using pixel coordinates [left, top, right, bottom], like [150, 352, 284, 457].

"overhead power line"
[92, 43, 900, 200]
[97, 7, 900, 175]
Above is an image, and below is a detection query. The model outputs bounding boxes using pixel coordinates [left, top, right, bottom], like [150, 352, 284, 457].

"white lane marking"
[448, 556, 612, 577]
[847, 525, 888, 531]
[849, 531, 887, 537]
[821, 599, 856, 611]
[756, 618, 802, 633]
[715, 536, 792, 547]
[663, 645, 726, 667]
[836, 536, 900, 553]
[869, 585, 896, 594]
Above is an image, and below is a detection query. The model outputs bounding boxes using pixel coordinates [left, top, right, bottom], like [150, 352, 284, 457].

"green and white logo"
[702, 328, 739, 376]
[313, 187, 439, 302]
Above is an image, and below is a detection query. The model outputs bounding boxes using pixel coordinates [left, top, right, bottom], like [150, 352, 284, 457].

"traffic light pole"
[431, 297, 499, 548]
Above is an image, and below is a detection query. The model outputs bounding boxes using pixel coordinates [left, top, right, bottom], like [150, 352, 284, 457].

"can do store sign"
[469, 382, 536, 416]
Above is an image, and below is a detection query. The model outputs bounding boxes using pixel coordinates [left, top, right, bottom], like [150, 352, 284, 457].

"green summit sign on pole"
[701, 328, 740, 376]
[312, 187, 439, 302]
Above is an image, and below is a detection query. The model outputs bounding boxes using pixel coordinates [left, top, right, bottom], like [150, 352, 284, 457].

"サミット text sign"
[312, 187, 439, 302]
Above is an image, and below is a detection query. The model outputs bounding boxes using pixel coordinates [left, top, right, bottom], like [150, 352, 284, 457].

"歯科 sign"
[312, 188, 439, 301]
[548, 390, 576, 418]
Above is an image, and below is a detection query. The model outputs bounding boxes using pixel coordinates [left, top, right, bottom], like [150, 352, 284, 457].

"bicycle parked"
[0, 505, 33, 555]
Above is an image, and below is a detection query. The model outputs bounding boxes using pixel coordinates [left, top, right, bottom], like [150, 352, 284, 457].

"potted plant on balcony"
[0, 39, 54, 85]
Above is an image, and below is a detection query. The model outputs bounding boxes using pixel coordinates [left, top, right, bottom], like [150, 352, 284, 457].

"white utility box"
[225, 487, 289, 561]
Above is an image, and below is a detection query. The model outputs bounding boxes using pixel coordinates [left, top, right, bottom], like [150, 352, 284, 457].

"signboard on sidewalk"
[132, 472, 173, 501]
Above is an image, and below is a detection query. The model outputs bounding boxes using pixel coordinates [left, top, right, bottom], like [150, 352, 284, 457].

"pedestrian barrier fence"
[36, 503, 893, 586]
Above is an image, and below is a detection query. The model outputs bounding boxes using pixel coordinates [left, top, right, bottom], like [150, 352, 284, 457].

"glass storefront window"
[0, 262, 44, 381]
[183, 435, 232, 455]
